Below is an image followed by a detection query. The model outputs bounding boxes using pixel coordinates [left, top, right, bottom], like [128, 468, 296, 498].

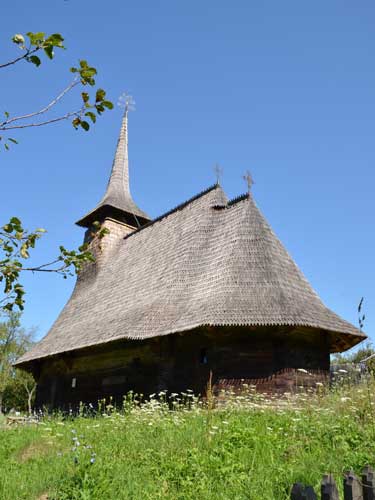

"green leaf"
[28, 55, 41, 67]
[46, 33, 64, 47]
[72, 117, 81, 129]
[10, 217, 21, 225]
[20, 245, 29, 259]
[4, 111, 9, 118]
[8, 138, 18, 144]
[27, 56, 41, 67]
[44, 45, 54, 59]
[81, 92, 89, 103]
[103, 100, 114, 110]
[80, 121, 90, 131]
[85, 111, 96, 123]
[27, 32, 45, 45]
[95, 88, 106, 102]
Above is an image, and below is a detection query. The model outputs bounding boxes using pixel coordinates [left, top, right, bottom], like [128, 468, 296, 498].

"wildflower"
[211, 426, 219, 430]
[90, 457, 96, 464]
[338, 369, 348, 374]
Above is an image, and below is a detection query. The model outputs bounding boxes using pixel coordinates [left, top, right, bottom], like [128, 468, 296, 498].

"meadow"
[0, 379, 374, 500]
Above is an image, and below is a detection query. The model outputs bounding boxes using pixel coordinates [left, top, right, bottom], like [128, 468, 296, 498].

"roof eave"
[76, 203, 151, 228]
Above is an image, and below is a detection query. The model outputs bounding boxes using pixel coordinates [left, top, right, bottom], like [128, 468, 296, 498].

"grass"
[1, 380, 375, 500]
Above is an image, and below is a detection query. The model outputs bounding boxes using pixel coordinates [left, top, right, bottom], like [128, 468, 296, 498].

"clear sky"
[2, 1, 374, 350]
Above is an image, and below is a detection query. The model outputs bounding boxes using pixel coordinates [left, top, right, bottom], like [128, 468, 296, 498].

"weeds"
[1, 378, 375, 499]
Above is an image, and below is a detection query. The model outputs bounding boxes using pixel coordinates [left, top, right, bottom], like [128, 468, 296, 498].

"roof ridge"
[123, 183, 220, 241]
[212, 192, 250, 210]
[227, 192, 250, 206]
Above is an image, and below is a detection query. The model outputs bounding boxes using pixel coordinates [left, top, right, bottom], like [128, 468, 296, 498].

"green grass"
[1, 382, 375, 500]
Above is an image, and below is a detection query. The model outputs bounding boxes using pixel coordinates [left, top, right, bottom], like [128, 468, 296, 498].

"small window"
[200, 348, 208, 365]
[71, 378, 77, 388]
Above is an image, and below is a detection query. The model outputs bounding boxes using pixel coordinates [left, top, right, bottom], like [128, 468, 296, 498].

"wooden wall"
[33, 326, 330, 409]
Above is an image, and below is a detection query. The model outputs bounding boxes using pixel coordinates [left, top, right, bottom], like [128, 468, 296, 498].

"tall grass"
[1, 379, 375, 500]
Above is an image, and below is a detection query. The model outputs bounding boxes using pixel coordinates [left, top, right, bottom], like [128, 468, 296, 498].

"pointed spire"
[100, 105, 131, 209]
[76, 98, 150, 228]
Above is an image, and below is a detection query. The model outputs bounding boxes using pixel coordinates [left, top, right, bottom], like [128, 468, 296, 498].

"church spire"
[76, 96, 150, 228]
[104, 104, 131, 205]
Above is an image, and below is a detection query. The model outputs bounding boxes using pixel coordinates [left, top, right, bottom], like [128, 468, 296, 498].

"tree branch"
[0, 47, 39, 70]
[0, 109, 83, 130]
[21, 263, 69, 273]
[0, 79, 80, 128]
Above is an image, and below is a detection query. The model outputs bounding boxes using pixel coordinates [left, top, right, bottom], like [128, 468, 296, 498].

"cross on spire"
[118, 92, 136, 113]
[213, 163, 223, 184]
[242, 170, 254, 193]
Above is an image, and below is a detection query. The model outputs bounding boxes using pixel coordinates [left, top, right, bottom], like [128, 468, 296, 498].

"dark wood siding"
[34, 326, 330, 409]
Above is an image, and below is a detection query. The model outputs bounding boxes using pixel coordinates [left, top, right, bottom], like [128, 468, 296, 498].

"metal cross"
[118, 92, 136, 112]
[213, 163, 223, 184]
[242, 170, 254, 192]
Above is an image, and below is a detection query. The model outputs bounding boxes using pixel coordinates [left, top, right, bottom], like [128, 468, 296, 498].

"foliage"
[1, 29, 113, 311]
[3, 371, 34, 413]
[1, 381, 375, 499]
[1, 31, 113, 149]
[0, 311, 35, 413]
[332, 341, 375, 375]
[0, 218, 110, 311]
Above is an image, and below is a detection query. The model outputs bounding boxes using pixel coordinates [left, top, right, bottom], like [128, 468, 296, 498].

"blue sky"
[2, 1, 374, 349]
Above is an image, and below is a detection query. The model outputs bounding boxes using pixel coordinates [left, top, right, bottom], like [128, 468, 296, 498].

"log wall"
[33, 326, 330, 409]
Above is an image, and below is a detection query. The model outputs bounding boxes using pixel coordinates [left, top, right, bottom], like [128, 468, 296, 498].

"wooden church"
[16, 104, 365, 408]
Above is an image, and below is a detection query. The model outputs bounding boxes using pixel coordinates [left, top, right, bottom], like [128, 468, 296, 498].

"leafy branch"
[1, 32, 113, 149]
[0, 218, 109, 312]
[0, 32, 65, 70]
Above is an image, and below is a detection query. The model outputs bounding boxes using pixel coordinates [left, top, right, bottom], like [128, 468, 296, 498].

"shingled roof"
[76, 107, 150, 227]
[17, 184, 364, 366]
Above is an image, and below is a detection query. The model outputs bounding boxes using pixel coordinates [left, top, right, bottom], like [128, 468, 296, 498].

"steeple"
[76, 100, 150, 228]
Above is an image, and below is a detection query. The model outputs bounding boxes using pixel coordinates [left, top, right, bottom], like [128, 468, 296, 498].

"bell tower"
[76, 96, 150, 276]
